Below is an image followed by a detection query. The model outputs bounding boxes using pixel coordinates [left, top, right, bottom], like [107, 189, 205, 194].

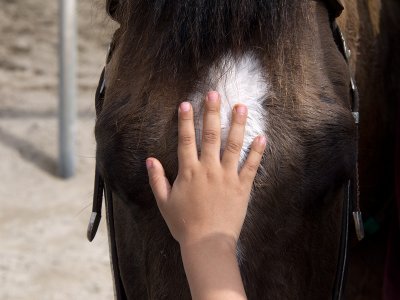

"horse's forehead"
[189, 53, 270, 166]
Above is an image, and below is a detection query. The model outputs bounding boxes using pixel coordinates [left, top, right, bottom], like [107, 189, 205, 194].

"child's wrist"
[179, 233, 246, 299]
[179, 233, 238, 256]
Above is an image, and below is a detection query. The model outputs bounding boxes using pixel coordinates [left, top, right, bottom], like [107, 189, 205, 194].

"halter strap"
[87, 67, 106, 242]
[330, 16, 364, 300]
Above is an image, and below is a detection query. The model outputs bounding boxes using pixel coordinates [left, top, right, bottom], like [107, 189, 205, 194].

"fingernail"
[146, 158, 153, 169]
[258, 136, 267, 146]
[207, 91, 219, 102]
[180, 102, 191, 112]
[235, 105, 247, 115]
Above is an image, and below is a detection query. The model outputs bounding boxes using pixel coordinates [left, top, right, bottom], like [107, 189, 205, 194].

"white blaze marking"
[189, 53, 270, 165]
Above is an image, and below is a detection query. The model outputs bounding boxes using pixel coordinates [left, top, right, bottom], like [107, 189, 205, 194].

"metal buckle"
[352, 211, 365, 241]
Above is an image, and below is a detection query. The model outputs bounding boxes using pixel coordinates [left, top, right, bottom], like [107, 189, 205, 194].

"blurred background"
[0, 0, 117, 299]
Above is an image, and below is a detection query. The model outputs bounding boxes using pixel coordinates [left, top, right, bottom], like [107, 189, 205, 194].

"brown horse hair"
[107, 0, 309, 97]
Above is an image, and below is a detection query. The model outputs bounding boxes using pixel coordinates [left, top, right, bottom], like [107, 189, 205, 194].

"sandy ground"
[0, 1, 117, 299]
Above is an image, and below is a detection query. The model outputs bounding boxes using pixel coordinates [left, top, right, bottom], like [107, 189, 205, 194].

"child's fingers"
[239, 136, 266, 185]
[146, 158, 172, 205]
[221, 104, 248, 170]
[178, 102, 198, 169]
[200, 91, 221, 164]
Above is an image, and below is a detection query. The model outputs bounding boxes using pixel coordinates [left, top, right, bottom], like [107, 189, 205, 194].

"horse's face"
[94, 1, 357, 298]
[96, 0, 355, 207]
[92, 1, 400, 298]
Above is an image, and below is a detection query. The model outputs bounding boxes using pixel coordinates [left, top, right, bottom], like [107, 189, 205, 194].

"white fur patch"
[189, 53, 270, 165]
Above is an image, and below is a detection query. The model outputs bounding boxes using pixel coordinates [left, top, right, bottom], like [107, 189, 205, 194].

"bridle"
[87, 1, 364, 299]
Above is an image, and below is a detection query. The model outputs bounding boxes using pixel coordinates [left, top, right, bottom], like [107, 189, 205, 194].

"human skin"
[146, 91, 266, 300]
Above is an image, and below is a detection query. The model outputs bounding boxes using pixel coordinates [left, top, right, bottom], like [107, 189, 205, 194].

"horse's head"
[97, 0, 355, 205]
[94, 1, 357, 298]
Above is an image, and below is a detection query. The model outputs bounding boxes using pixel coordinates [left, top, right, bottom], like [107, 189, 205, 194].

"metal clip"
[99, 43, 112, 94]
[106, 43, 112, 64]
[350, 76, 360, 120]
[345, 46, 351, 60]
[352, 112, 359, 124]
[337, 27, 351, 60]
[352, 211, 365, 241]
[99, 77, 106, 95]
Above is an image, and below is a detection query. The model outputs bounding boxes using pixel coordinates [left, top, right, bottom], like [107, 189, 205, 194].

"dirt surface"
[0, 1, 117, 299]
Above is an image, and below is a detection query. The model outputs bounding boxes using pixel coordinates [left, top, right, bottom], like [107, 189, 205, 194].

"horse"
[88, 0, 400, 299]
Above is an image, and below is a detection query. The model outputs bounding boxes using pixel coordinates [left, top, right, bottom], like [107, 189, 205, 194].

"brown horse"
[89, 0, 400, 299]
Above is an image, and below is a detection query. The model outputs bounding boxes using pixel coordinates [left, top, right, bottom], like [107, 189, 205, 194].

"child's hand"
[146, 91, 266, 247]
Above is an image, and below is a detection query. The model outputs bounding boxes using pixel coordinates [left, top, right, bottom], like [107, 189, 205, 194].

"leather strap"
[87, 165, 105, 241]
[105, 187, 128, 300]
[330, 18, 364, 300]
[87, 67, 106, 242]
[86, 63, 128, 298]
[332, 181, 352, 300]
